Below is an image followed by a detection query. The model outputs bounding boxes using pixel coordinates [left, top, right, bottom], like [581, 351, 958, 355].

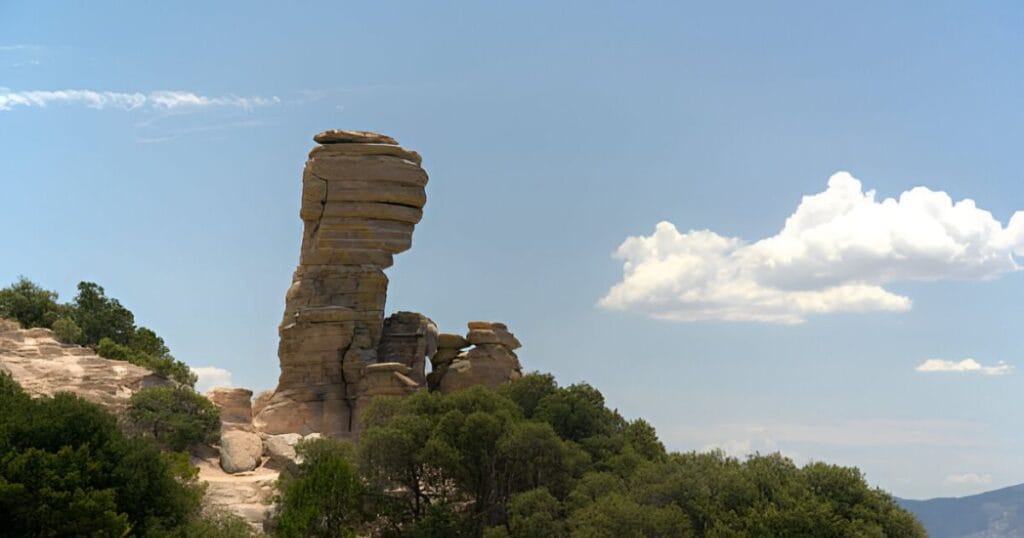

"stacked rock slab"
[428, 332, 469, 391]
[436, 322, 523, 393]
[378, 311, 438, 385]
[254, 130, 428, 437]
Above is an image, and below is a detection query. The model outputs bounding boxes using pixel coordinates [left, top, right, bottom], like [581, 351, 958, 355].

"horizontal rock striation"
[0, 319, 172, 409]
[255, 131, 429, 437]
[435, 321, 523, 394]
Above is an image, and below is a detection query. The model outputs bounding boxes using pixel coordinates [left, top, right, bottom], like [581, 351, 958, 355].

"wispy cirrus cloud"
[944, 472, 992, 485]
[0, 88, 279, 112]
[600, 172, 1024, 323]
[0, 44, 41, 52]
[915, 358, 1013, 376]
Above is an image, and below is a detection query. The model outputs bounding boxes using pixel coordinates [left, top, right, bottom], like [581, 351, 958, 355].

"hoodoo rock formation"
[253, 130, 526, 440]
[254, 130, 429, 438]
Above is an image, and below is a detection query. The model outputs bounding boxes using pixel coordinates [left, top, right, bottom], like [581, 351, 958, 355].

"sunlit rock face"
[0, 319, 172, 409]
[254, 131, 429, 437]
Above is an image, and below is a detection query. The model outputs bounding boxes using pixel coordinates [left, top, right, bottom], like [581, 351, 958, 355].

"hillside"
[899, 484, 1024, 538]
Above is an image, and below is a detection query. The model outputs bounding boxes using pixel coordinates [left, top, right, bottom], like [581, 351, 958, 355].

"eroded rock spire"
[254, 130, 428, 436]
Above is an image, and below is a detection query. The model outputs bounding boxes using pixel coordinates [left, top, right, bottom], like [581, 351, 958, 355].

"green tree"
[72, 281, 136, 346]
[568, 493, 690, 538]
[274, 438, 365, 538]
[0, 373, 205, 535]
[500, 372, 558, 418]
[0, 277, 67, 329]
[505, 487, 567, 538]
[126, 386, 220, 451]
[97, 337, 196, 387]
[534, 383, 624, 444]
[50, 316, 82, 344]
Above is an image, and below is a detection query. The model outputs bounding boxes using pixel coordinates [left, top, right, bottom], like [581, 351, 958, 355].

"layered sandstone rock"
[254, 131, 429, 438]
[378, 311, 437, 385]
[206, 387, 254, 431]
[436, 322, 523, 394]
[0, 319, 172, 409]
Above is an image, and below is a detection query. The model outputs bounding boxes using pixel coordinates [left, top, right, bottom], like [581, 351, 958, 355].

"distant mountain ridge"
[898, 484, 1024, 538]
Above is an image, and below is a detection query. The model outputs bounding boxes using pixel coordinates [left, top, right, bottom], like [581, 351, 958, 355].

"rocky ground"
[0, 319, 171, 407]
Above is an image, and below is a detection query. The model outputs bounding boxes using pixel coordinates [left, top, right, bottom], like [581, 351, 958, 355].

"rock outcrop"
[378, 311, 437, 385]
[255, 131, 429, 438]
[0, 319, 172, 409]
[436, 322, 524, 393]
[207, 387, 255, 430]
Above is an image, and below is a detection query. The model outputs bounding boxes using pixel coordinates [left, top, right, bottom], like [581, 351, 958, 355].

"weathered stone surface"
[307, 155, 429, 185]
[437, 333, 469, 349]
[255, 131, 430, 438]
[194, 444, 278, 533]
[435, 322, 523, 394]
[251, 390, 273, 417]
[467, 329, 502, 345]
[437, 344, 522, 394]
[314, 129, 398, 145]
[220, 430, 264, 474]
[0, 322, 173, 411]
[310, 143, 422, 165]
[431, 347, 461, 366]
[206, 387, 254, 431]
[467, 327, 522, 350]
[262, 433, 302, 472]
[378, 312, 437, 385]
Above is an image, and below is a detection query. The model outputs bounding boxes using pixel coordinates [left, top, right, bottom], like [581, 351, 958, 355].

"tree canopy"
[0, 373, 207, 536]
[0, 277, 196, 386]
[270, 373, 925, 537]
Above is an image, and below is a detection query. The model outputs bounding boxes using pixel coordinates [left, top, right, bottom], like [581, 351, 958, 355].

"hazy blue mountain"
[899, 484, 1024, 538]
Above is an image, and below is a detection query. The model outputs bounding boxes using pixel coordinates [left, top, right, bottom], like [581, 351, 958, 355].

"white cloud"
[915, 358, 1013, 376]
[192, 366, 233, 393]
[0, 88, 279, 112]
[944, 472, 992, 485]
[600, 172, 1024, 323]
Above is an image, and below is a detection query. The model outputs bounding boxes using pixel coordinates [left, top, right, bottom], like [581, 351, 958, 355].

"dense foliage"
[0, 277, 195, 386]
[0, 373, 208, 536]
[274, 439, 365, 538]
[273, 373, 925, 538]
[126, 387, 221, 451]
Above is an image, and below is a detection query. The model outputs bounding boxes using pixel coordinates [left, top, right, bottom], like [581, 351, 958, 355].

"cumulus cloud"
[600, 172, 1024, 323]
[0, 88, 278, 112]
[192, 366, 233, 393]
[945, 473, 992, 485]
[915, 358, 1013, 376]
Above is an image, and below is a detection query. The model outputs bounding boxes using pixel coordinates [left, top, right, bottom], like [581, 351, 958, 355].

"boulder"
[437, 333, 469, 349]
[206, 387, 254, 430]
[262, 433, 303, 472]
[220, 430, 264, 474]
[437, 344, 522, 394]
[314, 129, 398, 145]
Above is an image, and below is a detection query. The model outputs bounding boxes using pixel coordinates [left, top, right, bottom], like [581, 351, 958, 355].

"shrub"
[0, 277, 67, 329]
[0, 277, 198, 386]
[50, 316, 82, 344]
[0, 373, 205, 535]
[274, 438, 365, 538]
[97, 337, 197, 387]
[126, 386, 221, 451]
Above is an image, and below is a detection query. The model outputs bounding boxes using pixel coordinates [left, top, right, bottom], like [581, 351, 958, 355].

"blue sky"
[3, 1, 1024, 499]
